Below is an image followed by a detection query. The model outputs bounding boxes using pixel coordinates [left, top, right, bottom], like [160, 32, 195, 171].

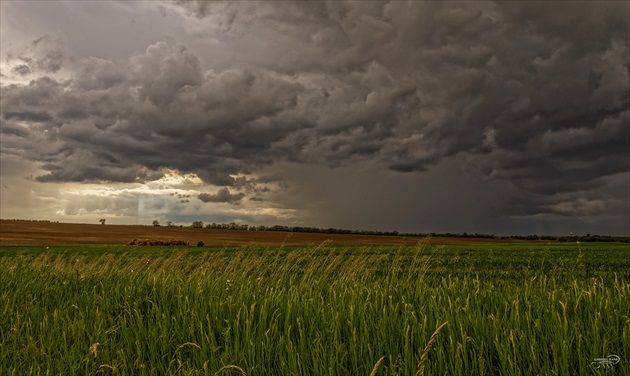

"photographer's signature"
[591, 354, 620, 370]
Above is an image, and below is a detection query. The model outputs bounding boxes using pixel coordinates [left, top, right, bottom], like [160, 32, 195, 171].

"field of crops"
[1, 242, 628, 375]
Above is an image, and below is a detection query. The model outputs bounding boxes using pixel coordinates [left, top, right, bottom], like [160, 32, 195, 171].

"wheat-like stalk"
[369, 355, 387, 376]
[174, 359, 185, 374]
[90, 342, 100, 360]
[416, 321, 448, 376]
[173, 342, 201, 358]
[214, 365, 247, 375]
[95, 364, 115, 373]
[280, 232, 293, 248]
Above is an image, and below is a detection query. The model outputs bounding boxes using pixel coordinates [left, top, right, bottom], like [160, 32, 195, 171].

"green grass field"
[1, 242, 628, 375]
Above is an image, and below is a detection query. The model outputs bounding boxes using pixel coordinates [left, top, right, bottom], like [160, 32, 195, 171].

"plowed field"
[0, 220, 541, 246]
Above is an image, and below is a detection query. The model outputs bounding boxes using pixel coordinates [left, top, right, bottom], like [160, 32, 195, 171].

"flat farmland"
[2, 220, 628, 375]
[1, 242, 628, 375]
[0, 220, 537, 246]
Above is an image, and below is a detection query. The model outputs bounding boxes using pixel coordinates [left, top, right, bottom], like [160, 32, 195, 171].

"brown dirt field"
[0, 220, 537, 247]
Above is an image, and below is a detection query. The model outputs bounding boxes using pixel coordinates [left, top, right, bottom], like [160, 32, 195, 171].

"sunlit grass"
[0, 242, 628, 375]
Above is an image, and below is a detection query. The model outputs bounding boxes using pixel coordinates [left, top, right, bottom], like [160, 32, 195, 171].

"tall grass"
[0, 243, 628, 375]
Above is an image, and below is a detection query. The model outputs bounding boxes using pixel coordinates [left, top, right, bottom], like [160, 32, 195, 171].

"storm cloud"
[0, 1, 628, 234]
[198, 187, 246, 204]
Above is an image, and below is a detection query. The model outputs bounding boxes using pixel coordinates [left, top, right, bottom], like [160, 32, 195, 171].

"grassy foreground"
[0, 242, 628, 375]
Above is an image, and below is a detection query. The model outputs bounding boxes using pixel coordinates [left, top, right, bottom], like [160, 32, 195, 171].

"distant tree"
[99, 219, 106, 225]
[166, 221, 174, 227]
[152, 220, 160, 227]
[192, 221, 204, 228]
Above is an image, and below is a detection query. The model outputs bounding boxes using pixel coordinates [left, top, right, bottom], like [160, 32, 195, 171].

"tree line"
[153, 220, 630, 243]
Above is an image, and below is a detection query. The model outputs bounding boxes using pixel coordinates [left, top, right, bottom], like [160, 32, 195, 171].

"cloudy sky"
[1, 1, 628, 236]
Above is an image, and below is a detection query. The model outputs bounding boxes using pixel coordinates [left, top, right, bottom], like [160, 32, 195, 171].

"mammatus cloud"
[0, 1, 628, 232]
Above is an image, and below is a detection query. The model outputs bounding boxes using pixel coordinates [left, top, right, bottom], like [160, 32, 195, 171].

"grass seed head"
[95, 364, 115, 373]
[369, 356, 387, 376]
[214, 365, 247, 375]
[173, 342, 201, 358]
[90, 342, 100, 360]
[417, 321, 448, 376]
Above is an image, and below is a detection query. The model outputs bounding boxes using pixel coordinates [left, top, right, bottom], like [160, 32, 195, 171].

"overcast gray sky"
[1, 1, 628, 236]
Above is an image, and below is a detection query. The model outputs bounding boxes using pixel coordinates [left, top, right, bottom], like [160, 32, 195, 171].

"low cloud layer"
[1, 1, 628, 234]
[198, 188, 245, 204]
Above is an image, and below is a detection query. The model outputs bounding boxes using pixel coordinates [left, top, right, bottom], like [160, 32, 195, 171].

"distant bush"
[197, 241, 204, 247]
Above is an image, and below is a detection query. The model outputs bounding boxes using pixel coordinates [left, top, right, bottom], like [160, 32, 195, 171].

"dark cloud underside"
[1, 1, 628, 230]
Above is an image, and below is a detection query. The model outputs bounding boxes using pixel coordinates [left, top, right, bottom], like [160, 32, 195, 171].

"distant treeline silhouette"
[203, 222, 400, 236]
[195, 222, 630, 243]
[2, 219, 627, 243]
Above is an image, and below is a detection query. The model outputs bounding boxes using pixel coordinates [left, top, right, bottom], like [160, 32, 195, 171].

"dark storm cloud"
[72, 57, 125, 91]
[1, 1, 628, 222]
[3, 111, 52, 123]
[198, 187, 245, 204]
[0, 125, 30, 138]
[6, 35, 66, 74]
[30, 35, 65, 73]
[1, 40, 305, 185]
[12, 65, 31, 76]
